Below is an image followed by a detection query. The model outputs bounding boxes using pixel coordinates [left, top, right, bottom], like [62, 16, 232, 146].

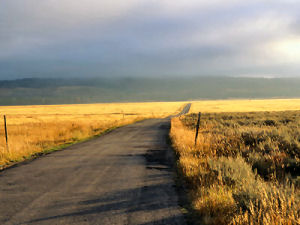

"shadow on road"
[25, 145, 184, 224]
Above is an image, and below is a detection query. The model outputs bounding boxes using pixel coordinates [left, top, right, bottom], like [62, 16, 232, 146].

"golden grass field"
[190, 99, 300, 113]
[0, 102, 186, 168]
[171, 99, 300, 225]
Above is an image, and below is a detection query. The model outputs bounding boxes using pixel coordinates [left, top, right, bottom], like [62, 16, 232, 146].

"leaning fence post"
[4, 115, 9, 152]
[194, 112, 201, 146]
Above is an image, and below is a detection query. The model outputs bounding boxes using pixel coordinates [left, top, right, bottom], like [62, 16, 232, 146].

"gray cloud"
[0, 0, 300, 79]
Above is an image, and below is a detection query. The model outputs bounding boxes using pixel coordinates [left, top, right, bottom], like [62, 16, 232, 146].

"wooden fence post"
[194, 112, 201, 146]
[4, 115, 9, 152]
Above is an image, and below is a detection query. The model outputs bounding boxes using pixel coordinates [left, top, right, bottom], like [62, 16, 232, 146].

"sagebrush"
[171, 110, 300, 225]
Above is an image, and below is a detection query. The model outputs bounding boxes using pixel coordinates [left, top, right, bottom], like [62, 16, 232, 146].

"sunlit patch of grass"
[190, 99, 300, 113]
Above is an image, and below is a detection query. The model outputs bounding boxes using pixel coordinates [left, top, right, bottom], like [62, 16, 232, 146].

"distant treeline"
[1, 77, 300, 105]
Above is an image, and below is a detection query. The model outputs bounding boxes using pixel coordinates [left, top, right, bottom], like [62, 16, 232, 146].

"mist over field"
[1, 1, 300, 105]
[1, 77, 300, 105]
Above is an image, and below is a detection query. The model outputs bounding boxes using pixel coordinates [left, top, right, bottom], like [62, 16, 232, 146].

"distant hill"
[0, 77, 300, 105]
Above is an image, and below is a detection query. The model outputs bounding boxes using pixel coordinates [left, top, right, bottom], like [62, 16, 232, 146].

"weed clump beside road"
[171, 111, 300, 225]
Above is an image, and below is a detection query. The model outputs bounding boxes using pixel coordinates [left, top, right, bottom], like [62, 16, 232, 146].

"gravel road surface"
[0, 104, 191, 225]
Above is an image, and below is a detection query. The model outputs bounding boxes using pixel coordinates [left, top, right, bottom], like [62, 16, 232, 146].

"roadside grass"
[0, 122, 128, 170]
[0, 102, 185, 168]
[170, 110, 300, 225]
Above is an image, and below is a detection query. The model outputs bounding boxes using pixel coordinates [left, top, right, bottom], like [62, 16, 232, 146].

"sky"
[1, 0, 300, 79]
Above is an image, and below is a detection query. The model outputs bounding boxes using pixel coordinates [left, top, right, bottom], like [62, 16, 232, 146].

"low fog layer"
[1, 77, 300, 105]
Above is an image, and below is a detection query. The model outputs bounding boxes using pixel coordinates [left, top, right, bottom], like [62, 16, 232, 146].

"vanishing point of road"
[0, 104, 191, 225]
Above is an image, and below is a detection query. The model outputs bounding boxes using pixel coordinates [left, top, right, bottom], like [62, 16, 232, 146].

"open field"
[171, 101, 300, 225]
[0, 102, 185, 168]
[190, 99, 300, 113]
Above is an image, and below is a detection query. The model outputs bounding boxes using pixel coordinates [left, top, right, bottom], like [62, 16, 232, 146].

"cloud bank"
[0, 0, 300, 79]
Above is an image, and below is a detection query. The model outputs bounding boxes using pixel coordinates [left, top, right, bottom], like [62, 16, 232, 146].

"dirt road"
[0, 104, 191, 225]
